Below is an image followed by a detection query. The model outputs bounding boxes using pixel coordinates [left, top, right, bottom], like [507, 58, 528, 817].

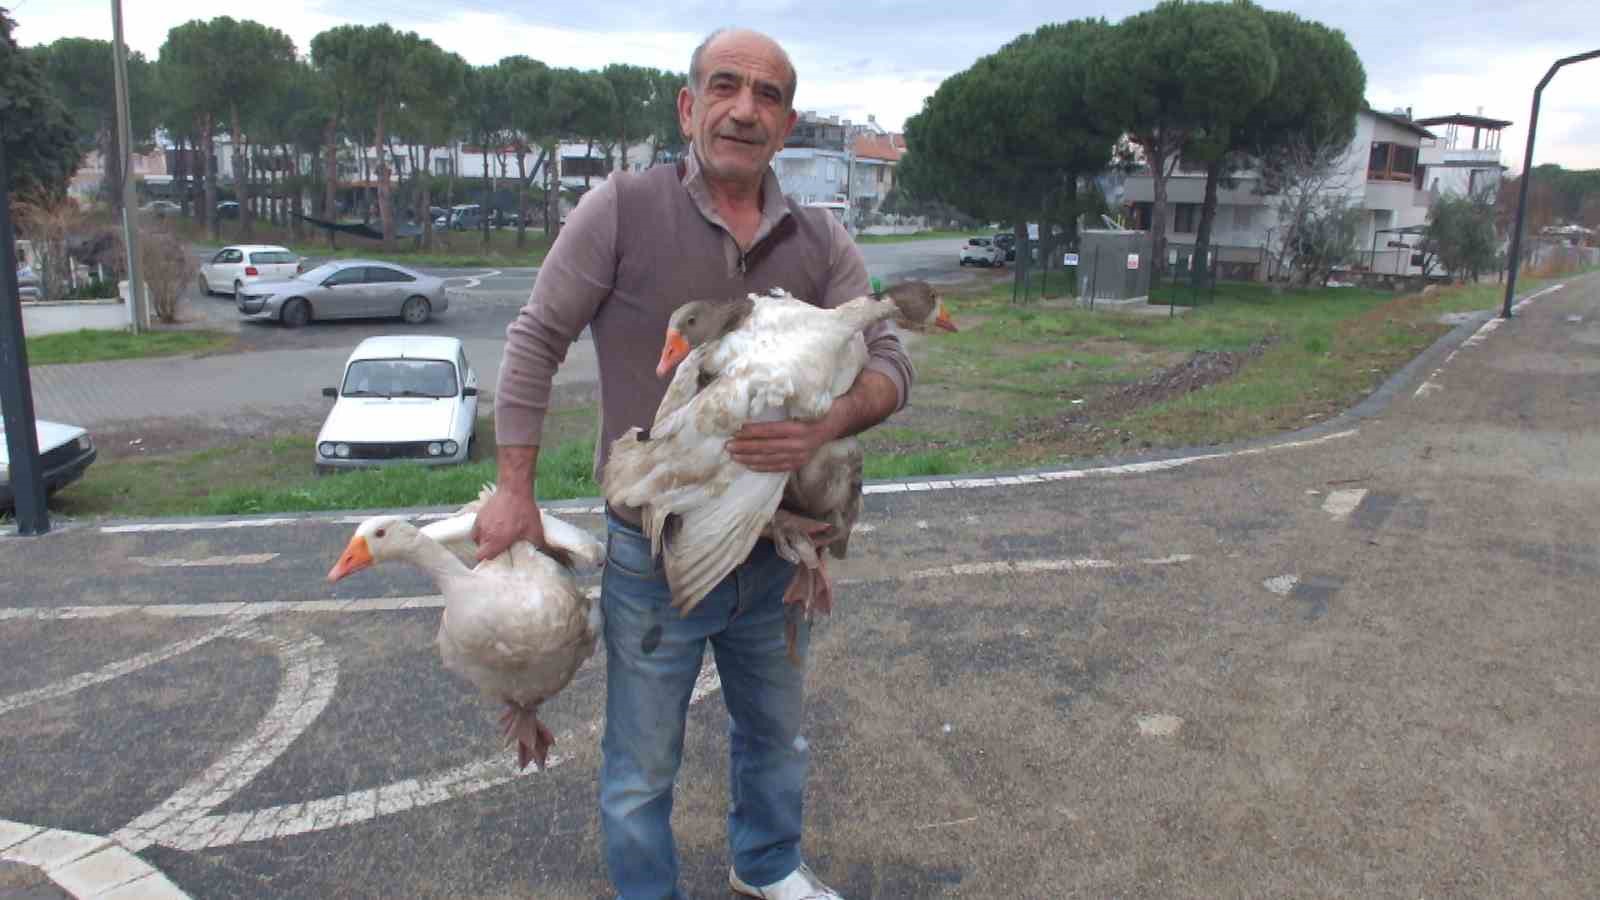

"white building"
[1122, 105, 1479, 280]
[1414, 112, 1510, 200]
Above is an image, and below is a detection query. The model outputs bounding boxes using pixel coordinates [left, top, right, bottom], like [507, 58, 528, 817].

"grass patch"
[26, 329, 234, 365]
[854, 229, 973, 245]
[55, 424, 599, 519]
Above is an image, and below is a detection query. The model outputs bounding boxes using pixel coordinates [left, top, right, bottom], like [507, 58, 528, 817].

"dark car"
[993, 232, 1017, 261]
[216, 201, 240, 220]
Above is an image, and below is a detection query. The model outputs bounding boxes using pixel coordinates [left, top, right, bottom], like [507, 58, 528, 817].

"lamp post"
[111, 0, 146, 332]
[1502, 48, 1599, 318]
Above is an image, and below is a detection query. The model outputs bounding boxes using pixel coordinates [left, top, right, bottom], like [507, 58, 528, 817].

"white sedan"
[198, 244, 301, 299]
[315, 335, 480, 472]
[1, 418, 97, 511]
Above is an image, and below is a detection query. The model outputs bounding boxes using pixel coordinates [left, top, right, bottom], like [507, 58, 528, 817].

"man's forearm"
[496, 444, 540, 495]
[825, 370, 901, 440]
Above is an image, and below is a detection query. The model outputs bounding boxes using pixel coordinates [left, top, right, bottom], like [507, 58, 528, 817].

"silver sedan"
[236, 259, 450, 328]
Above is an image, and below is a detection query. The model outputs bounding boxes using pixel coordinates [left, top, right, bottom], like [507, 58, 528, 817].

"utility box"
[1077, 229, 1154, 304]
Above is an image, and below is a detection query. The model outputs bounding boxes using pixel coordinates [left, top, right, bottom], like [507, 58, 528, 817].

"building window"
[1173, 203, 1199, 234]
[1232, 206, 1253, 230]
[1368, 142, 1418, 182]
[434, 157, 454, 177]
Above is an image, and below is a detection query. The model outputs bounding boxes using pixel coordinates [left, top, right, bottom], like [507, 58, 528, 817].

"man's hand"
[472, 446, 545, 561]
[726, 417, 838, 473]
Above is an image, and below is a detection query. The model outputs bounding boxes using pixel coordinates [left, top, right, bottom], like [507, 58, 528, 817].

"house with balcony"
[1414, 111, 1510, 199]
[772, 111, 905, 224]
[1122, 104, 1447, 279]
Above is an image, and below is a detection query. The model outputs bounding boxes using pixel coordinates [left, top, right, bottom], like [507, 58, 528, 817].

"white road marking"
[0, 619, 258, 716]
[0, 819, 190, 899]
[113, 627, 339, 853]
[1135, 714, 1184, 737]
[98, 431, 1359, 536]
[1414, 282, 1566, 399]
[1263, 574, 1299, 595]
[1321, 489, 1368, 520]
[130, 553, 279, 569]
[439, 269, 501, 290]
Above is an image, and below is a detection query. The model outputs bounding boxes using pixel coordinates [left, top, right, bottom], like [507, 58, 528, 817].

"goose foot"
[781, 556, 834, 663]
[500, 702, 554, 771]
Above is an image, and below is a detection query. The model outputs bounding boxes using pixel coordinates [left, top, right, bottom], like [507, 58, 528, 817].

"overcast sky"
[10, 0, 1598, 170]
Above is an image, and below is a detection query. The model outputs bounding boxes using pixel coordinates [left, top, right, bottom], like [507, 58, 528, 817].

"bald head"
[690, 27, 797, 109]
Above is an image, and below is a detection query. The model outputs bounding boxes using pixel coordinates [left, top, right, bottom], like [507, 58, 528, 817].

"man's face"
[678, 32, 798, 186]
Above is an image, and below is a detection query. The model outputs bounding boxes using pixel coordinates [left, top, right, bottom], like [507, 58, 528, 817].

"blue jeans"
[600, 513, 811, 900]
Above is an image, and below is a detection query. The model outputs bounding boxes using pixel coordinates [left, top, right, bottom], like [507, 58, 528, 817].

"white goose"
[327, 488, 604, 770]
[602, 282, 955, 617]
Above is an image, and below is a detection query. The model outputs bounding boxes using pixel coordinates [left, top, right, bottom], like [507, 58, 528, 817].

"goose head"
[328, 515, 423, 582]
[656, 296, 756, 377]
[879, 280, 957, 333]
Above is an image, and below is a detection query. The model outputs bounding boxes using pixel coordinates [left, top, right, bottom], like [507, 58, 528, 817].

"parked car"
[315, 335, 479, 472]
[216, 201, 240, 220]
[139, 200, 182, 217]
[992, 232, 1017, 261]
[16, 264, 40, 302]
[236, 259, 449, 328]
[0, 417, 97, 511]
[959, 237, 1004, 267]
[435, 203, 483, 231]
[198, 244, 302, 298]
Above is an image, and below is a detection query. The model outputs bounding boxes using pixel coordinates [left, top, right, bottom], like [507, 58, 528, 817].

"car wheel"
[466, 434, 480, 462]
[197, 273, 210, 296]
[401, 296, 432, 325]
[233, 280, 243, 301]
[281, 298, 311, 328]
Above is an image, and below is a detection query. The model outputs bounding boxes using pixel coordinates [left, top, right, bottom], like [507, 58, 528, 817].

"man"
[472, 27, 913, 900]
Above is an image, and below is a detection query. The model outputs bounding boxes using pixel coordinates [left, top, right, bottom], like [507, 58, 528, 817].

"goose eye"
[375, 528, 387, 539]
[685, 315, 696, 326]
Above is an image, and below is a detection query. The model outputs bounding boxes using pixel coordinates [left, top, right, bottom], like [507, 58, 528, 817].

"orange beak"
[655, 329, 691, 378]
[934, 306, 958, 333]
[327, 535, 374, 582]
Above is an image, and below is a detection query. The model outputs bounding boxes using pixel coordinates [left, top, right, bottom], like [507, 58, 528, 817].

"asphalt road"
[2, 274, 1596, 897]
[26, 239, 979, 432]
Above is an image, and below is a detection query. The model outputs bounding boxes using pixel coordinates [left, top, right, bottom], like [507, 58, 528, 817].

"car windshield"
[341, 358, 458, 398]
[299, 263, 341, 283]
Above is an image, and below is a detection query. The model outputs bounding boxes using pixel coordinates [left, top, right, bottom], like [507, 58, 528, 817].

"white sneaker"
[729, 862, 843, 899]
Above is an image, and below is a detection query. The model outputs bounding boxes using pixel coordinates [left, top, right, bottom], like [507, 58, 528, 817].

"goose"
[603, 281, 955, 620]
[327, 488, 605, 770]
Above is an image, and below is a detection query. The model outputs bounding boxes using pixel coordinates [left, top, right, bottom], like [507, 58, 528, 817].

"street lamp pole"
[1502, 48, 1599, 319]
[110, 0, 147, 332]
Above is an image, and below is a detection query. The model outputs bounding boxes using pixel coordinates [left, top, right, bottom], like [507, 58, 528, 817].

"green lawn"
[193, 222, 554, 269]
[25, 329, 234, 365]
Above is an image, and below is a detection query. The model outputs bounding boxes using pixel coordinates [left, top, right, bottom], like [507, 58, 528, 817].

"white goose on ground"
[327, 487, 604, 770]
[602, 282, 956, 620]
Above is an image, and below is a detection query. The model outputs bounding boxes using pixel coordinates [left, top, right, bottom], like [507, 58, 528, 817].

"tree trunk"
[175, 136, 191, 218]
[1191, 157, 1221, 291]
[516, 148, 528, 249]
[203, 120, 219, 242]
[375, 105, 393, 251]
[583, 140, 594, 190]
[619, 130, 629, 172]
[101, 127, 124, 213]
[231, 105, 252, 240]
[547, 143, 562, 241]
[481, 145, 492, 247]
[441, 149, 456, 250]
[322, 117, 339, 247]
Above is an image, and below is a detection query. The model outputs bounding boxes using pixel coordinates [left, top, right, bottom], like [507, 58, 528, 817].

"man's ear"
[677, 86, 696, 140]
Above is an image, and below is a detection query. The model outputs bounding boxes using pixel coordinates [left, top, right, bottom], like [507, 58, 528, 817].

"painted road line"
[0, 819, 190, 899]
[0, 619, 258, 717]
[114, 627, 339, 853]
[0, 554, 1193, 623]
[1415, 282, 1566, 399]
[138, 659, 722, 852]
[1321, 489, 1368, 520]
[101, 518, 299, 534]
[130, 553, 279, 569]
